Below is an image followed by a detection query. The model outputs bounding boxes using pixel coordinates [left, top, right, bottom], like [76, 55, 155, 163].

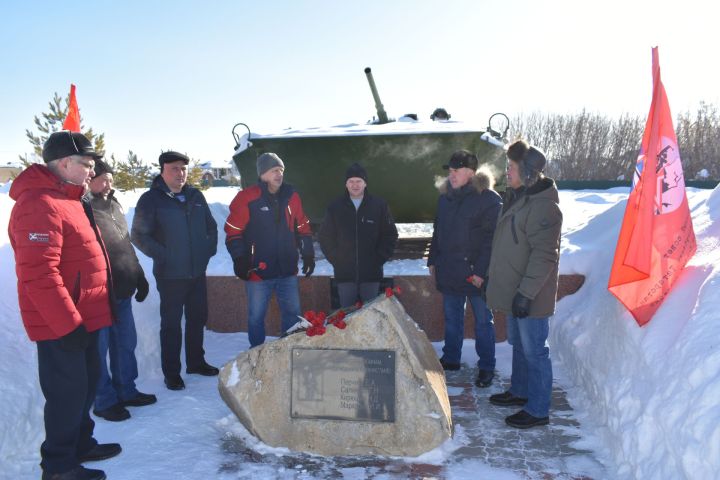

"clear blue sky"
[1, 0, 717, 165]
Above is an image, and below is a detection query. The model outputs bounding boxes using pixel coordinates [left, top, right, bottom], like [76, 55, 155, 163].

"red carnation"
[306, 325, 326, 336]
[258, 262, 267, 270]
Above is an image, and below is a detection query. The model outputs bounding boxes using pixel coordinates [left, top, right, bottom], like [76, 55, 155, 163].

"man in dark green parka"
[486, 140, 562, 429]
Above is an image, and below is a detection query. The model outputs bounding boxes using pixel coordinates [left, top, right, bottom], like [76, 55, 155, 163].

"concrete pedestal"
[207, 275, 585, 343]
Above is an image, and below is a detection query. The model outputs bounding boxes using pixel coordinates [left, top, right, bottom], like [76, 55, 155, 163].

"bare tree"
[509, 104, 718, 181]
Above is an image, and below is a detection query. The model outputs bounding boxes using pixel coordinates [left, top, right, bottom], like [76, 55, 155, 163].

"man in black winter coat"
[131, 151, 219, 391]
[427, 150, 502, 388]
[87, 160, 156, 422]
[319, 163, 398, 307]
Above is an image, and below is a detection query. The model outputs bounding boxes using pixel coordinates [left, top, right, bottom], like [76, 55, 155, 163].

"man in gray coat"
[486, 139, 562, 429]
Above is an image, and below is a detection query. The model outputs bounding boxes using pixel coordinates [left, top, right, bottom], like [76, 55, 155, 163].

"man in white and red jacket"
[9, 131, 121, 480]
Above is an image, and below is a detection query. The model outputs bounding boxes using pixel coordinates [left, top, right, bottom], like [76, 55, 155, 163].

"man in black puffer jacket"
[428, 150, 502, 388]
[87, 160, 156, 422]
[319, 163, 398, 307]
[131, 151, 218, 391]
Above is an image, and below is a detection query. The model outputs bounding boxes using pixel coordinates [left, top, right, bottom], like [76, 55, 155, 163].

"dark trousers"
[37, 331, 100, 474]
[337, 282, 380, 308]
[157, 275, 208, 378]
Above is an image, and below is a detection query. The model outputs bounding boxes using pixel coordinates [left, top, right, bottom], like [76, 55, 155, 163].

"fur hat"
[256, 152, 284, 177]
[345, 163, 368, 182]
[507, 140, 546, 186]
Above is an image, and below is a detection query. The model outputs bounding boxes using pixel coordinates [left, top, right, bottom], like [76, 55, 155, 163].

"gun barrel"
[364, 67, 389, 124]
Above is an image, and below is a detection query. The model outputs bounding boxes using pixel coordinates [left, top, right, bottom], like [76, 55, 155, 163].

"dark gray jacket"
[319, 190, 398, 283]
[88, 190, 145, 298]
[131, 176, 218, 279]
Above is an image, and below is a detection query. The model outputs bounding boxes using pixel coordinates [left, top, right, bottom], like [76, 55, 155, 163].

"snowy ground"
[0, 183, 718, 479]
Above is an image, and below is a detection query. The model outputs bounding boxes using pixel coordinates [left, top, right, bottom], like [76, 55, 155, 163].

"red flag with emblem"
[608, 47, 696, 326]
[62, 84, 81, 132]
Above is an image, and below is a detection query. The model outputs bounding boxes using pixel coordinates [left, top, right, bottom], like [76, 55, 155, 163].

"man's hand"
[233, 256, 250, 280]
[511, 292, 532, 318]
[59, 325, 90, 352]
[468, 274, 484, 289]
[135, 273, 149, 302]
[302, 256, 315, 277]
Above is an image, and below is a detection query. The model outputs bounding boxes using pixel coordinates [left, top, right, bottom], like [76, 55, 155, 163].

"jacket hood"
[437, 165, 495, 195]
[9, 164, 85, 201]
[527, 177, 558, 202]
[151, 174, 173, 194]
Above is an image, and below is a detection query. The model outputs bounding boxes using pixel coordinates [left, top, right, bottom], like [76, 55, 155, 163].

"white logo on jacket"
[28, 233, 49, 242]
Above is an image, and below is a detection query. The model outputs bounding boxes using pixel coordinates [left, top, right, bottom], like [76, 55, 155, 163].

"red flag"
[608, 47, 697, 326]
[62, 84, 81, 132]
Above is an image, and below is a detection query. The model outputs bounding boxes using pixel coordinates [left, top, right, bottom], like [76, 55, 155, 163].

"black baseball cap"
[442, 150, 478, 170]
[42, 131, 102, 163]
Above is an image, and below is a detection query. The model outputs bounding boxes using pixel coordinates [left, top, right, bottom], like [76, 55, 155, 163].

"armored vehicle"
[232, 68, 508, 223]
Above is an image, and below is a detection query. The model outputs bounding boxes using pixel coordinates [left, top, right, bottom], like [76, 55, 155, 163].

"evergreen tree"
[20, 91, 105, 166]
[112, 150, 152, 191]
[187, 158, 208, 190]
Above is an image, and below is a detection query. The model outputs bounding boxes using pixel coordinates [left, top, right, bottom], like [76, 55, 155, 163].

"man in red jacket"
[9, 131, 121, 480]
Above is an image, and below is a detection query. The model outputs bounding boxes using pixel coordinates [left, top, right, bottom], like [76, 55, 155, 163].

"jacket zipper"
[510, 215, 519, 244]
[185, 197, 194, 278]
[354, 205, 360, 287]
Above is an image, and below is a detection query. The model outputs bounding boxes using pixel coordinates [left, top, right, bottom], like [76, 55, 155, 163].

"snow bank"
[1, 184, 719, 479]
[552, 187, 720, 479]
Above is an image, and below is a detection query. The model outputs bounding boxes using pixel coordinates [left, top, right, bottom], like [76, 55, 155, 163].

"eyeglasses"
[72, 157, 95, 169]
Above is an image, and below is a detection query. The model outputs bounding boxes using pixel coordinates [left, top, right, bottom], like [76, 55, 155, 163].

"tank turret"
[364, 67, 390, 125]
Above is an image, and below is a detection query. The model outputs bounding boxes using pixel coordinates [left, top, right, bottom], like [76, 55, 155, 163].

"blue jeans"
[246, 275, 301, 347]
[506, 315, 552, 417]
[441, 293, 496, 370]
[95, 297, 139, 411]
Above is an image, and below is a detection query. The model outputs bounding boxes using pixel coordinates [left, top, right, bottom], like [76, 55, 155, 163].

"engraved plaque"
[291, 348, 395, 422]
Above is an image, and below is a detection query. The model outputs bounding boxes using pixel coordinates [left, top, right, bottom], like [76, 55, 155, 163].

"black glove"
[135, 272, 149, 302]
[302, 256, 315, 277]
[233, 256, 250, 280]
[59, 325, 90, 352]
[511, 292, 532, 318]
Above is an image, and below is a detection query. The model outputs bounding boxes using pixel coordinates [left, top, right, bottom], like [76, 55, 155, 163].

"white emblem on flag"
[654, 136, 685, 215]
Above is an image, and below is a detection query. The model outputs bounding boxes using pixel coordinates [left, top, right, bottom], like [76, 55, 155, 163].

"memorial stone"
[218, 295, 452, 456]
